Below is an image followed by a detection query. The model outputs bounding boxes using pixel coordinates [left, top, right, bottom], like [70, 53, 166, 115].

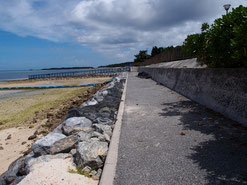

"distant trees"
[151, 46, 164, 57]
[134, 50, 150, 64]
[183, 5, 247, 68]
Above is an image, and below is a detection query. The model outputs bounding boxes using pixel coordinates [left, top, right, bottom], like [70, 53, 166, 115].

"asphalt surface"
[114, 72, 247, 185]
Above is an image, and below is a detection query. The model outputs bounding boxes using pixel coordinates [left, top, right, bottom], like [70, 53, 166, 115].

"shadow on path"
[159, 100, 247, 184]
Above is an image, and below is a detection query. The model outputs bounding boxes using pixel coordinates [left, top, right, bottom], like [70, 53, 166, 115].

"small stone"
[103, 133, 111, 142]
[96, 117, 113, 125]
[47, 112, 54, 118]
[93, 124, 112, 137]
[91, 138, 100, 141]
[0, 146, 4, 150]
[92, 132, 109, 142]
[28, 135, 37, 140]
[21, 142, 27, 145]
[92, 168, 103, 180]
[89, 170, 97, 177]
[99, 107, 111, 114]
[6, 134, 11, 140]
[82, 166, 91, 174]
[70, 149, 76, 156]
[180, 132, 185, 136]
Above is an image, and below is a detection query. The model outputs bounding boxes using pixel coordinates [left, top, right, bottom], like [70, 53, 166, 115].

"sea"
[0, 69, 90, 82]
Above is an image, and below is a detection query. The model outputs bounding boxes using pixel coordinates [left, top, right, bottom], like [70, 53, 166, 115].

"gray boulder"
[75, 141, 108, 169]
[32, 133, 66, 156]
[0, 152, 34, 185]
[76, 131, 92, 142]
[92, 132, 110, 142]
[82, 98, 98, 107]
[70, 149, 77, 156]
[49, 135, 78, 154]
[53, 123, 64, 134]
[94, 90, 108, 102]
[62, 117, 92, 135]
[96, 117, 113, 125]
[93, 124, 113, 137]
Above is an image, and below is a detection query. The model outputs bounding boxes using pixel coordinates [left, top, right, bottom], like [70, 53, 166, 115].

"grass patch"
[29, 125, 35, 128]
[68, 166, 91, 178]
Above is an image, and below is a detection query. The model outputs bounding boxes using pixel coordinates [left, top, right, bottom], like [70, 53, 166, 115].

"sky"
[0, 0, 246, 70]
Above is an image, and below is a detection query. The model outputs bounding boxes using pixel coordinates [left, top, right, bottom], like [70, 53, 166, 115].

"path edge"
[99, 73, 128, 185]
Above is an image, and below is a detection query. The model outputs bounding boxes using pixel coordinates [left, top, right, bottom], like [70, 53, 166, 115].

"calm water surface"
[0, 69, 90, 81]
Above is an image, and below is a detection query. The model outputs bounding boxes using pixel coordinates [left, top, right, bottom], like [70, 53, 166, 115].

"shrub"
[183, 5, 247, 68]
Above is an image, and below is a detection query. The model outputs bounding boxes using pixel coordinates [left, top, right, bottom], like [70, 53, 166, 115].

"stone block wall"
[139, 68, 247, 126]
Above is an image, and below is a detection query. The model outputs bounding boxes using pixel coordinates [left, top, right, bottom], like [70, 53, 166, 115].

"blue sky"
[0, 30, 109, 70]
[0, 0, 246, 70]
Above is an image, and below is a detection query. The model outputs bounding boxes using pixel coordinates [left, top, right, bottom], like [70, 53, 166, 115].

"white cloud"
[0, 0, 246, 62]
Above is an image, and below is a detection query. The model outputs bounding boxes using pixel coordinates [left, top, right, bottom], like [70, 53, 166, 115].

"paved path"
[114, 72, 247, 185]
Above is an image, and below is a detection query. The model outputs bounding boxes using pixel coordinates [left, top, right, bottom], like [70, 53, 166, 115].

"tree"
[151, 46, 164, 57]
[134, 50, 150, 64]
[183, 34, 201, 57]
[183, 5, 247, 68]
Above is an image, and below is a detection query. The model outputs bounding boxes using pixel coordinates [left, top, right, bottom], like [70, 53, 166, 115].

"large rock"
[96, 117, 113, 125]
[94, 90, 108, 102]
[93, 124, 113, 137]
[76, 131, 92, 142]
[82, 98, 98, 107]
[91, 132, 110, 142]
[0, 153, 34, 185]
[32, 133, 66, 156]
[75, 141, 108, 169]
[49, 135, 78, 154]
[62, 117, 92, 135]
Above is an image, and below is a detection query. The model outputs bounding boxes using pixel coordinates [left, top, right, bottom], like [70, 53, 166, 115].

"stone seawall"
[139, 68, 247, 126]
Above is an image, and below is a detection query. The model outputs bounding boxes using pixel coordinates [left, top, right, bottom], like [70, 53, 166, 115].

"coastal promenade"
[113, 72, 247, 185]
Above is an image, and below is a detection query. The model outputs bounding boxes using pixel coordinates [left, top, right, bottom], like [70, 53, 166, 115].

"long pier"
[28, 67, 130, 79]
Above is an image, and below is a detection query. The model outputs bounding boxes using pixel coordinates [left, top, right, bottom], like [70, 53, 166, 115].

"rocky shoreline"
[0, 75, 126, 185]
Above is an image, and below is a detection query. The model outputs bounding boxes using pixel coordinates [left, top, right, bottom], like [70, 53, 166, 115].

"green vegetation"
[98, 61, 133, 68]
[133, 50, 150, 65]
[183, 5, 247, 68]
[150, 46, 177, 57]
[68, 166, 91, 178]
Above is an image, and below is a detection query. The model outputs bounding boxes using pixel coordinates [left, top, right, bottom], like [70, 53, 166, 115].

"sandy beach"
[0, 76, 110, 175]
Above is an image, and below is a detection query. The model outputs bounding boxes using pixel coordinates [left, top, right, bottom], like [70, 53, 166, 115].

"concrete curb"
[99, 73, 128, 185]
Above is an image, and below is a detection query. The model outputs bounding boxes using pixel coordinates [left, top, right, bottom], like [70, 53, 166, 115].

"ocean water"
[0, 69, 90, 81]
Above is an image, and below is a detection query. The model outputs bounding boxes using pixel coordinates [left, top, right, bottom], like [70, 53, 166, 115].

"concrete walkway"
[114, 72, 247, 185]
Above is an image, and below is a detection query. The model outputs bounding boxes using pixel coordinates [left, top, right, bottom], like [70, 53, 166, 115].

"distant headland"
[42, 67, 94, 70]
